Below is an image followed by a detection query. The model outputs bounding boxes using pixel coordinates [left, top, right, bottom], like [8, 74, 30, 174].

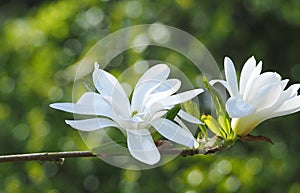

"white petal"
[240, 56, 256, 95]
[159, 89, 204, 107]
[152, 110, 167, 120]
[65, 118, 119, 131]
[127, 129, 160, 165]
[224, 57, 239, 96]
[285, 83, 300, 98]
[111, 89, 131, 119]
[281, 79, 289, 90]
[144, 79, 181, 108]
[136, 64, 170, 84]
[131, 80, 160, 112]
[178, 110, 203, 124]
[151, 118, 197, 148]
[93, 63, 130, 114]
[246, 72, 281, 100]
[152, 79, 180, 93]
[270, 83, 300, 109]
[210, 79, 228, 87]
[249, 83, 282, 110]
[226, 96, 256, 118]
[51, 92, 114, 117]
[173, 117, 200, 148]
[267, 96, 300, 118]
[209, 79, 234, 96]
[243, 62, 262, 100]
[131, 64, 170, 111]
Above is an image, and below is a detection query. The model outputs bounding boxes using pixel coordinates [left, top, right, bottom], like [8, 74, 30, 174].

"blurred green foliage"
[1, 0, 300, 192]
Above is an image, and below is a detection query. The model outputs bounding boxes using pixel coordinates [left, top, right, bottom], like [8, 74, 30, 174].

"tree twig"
[0, 146, 224, 163]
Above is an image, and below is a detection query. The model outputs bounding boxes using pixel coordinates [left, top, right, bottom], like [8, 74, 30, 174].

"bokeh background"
[1, 0, 300, 192]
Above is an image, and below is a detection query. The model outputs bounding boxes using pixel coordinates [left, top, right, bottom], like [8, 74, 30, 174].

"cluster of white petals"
[211, 56, 300, 136]
[51, 63, 203, 165]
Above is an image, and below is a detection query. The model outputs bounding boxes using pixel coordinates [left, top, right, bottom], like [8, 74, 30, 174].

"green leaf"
[105, 127, 127, 148]
[166, 104, 181, 121]
[183, 100, 200, 119]
[202, 76, 231, 135]
[201, 114, 226, 139]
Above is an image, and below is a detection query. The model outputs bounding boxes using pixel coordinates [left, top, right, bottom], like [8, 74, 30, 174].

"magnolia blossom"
[211, 56, 300, 136]
[50, 63, 203, 165]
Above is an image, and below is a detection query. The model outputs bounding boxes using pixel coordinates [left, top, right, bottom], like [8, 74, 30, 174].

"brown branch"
[0, 146, 224, 163]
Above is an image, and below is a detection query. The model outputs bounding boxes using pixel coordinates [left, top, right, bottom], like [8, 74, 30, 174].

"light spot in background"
[289, 183, 300, 193]
[132, 33, 150, 53]
[270, 142, 288, 159]
[43, 162, 59, 178]
[217, 160, 232, 175]
[224, 176, 240, 192]
[148, 24, 170, 44]
[125, 1, 143, 18]
[187, 169, 203, 186]
[34, 121, 51, 137]
[85, 7, 104, 26]
[75, 7, 104, 30]
[0, 76, 15, 94]
[58, 137, 76, 150]
[25, 162, 45, 183]
[48, 86, 63, 101]
[246, 157, 263, 175]
[4, 175, 21, 193]
[77, 159, 94, 174]
[120, 170, 141, 193]
[84, 174, 100, 192]
[45, 189, 60, 193]
[185, 190, 196, 193]
[13, 123, 30, 141]
[133, 60, 149, 75]
[176, 0, 193, 9]
[208, 167, 223, 183]
[62, 140, 75, 150]
[0, 103, 11, 120]
[124, 170, 141, 182]
[64, 38, 82, 56]
[169, 177, 184, 192]
[192, 12, 210, 30]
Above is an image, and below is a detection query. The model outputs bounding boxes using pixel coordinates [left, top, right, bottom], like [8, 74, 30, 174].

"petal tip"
[94, 62, 100, 69]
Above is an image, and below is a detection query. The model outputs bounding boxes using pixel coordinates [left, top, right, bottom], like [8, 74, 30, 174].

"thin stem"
[0, 146, 224, 163]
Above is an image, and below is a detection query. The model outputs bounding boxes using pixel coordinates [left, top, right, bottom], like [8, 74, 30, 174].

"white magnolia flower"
[50, 63, 203, 165]
[211, 56, 300, 136]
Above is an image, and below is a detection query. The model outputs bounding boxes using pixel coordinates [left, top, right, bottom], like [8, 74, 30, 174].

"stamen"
[131, 110, 138, 117]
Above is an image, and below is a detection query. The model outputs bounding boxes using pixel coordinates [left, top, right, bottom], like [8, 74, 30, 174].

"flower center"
[131, 110, 138, 117]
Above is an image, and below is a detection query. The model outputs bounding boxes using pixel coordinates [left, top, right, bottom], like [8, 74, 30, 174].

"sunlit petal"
[131, 64, 170, 111]
[93, 63, 130, 112]
[246, 72, 281, 100]
[127, 129, 160, 165]
[144, 79, 181, 108]
[224, 57, 239, 96]
[243, 61, 262, 100]
[209, 79, 232, 95]
[151, 118, 197, 148]
[240, 56, 256, 95]
[178, 110, 203, 124]
[267, 96, 300, 118]
[159, 89, 204, 107]
[65, 118, 119, 131]
[50, 92, 114, 118]
[226, 96, 255, 118]
[249, 83, 282, 111]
